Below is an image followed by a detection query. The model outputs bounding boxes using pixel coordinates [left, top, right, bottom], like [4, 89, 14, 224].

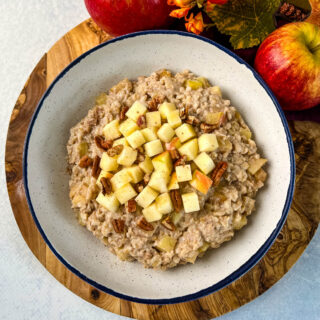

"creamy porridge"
[67, 70, 267, 269]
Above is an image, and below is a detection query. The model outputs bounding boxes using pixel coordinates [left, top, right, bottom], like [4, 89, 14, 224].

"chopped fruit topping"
[206, 112, 224, 126]
[198, 133, 219, 152]
[102, 119, 121, 140]
[100, 152, 118, 172]
[152, 151, 173, 174]
[168, 172, 179, 190]
[139, 156, 154, 174]
[175, 123, 196, 143]
[193, 152, 215, 175]
[248, 158, 267, 175]
[148, 171, 170, 193]
[186, 79, 203, 90]
[144, 139, 163, 157]
[113, 137, 129, 147]
[159, 102, 176, 119]
[141, 127, 158, 142]
[137, 216, 154, 231]
[135, 185, 158, 208]
[115, 183, 137, 204]
[165, 137, 182, 151]
[233, 214, 247, 230]
[176, 164, 192, 182]
[96, 170, 113, 189]
[125, 101, 147, 121]
[156, 192, 174, 214]
[142, 203, 163, 222]
[126, 165, 144, 183]
[126, 130, 146, 149]
[157, 123, 176, 143]
[178, 138, 198, 160]
[167, 110, 182, 128]
[119, 118, 139, 137]
[110, 169, 132, 190]
[146, 111, 161, 128]
[96, 192, 119, 212]
[182, 192, 200, 213]
[161, 216, 176, 231]
[117, 146, 137, 167]
[189, 170, 213, 194]
[240, 128, 252, 139]
[210, 86, 222, 97]
[156, 235, 177, 252]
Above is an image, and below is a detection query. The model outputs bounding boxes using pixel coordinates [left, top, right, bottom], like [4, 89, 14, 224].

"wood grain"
[5, 19, 320, 320]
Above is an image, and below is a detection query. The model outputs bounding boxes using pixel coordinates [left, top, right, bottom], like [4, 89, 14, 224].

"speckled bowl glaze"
[23, 31, 295, 304]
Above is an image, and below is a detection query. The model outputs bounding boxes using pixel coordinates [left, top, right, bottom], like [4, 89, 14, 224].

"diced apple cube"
[198, 134, 219, 152]
[156, 235, 177, 252]
[102, 119, 121, 140]
[135, 186, 159, 208]
[172, 212, 182, 225]
[233, 214, 247, 230]
[248, 158, 267, 175]
[189, 170, 213, 194]
[141, 127, 158, 142]
[96, 170, 113, 188]
[126, 130, 146, 149]
[119, 118, 139, 137]
[142, 203, 162, 222]
[100, 152, 119, 172]
[210, 86, 222, 97]
[157, 123, 175, 143]
[178, 138, 198, 160]
[148, 171, 170, 193]
[240, 127, 252, 139]
[197, 77, 210, 87]
[159, 102, 176, 119]
[139, 156, 154, 174]
[117, 146, 137, 166]
[125, 101, 147, 121]
[175, 123, 196, 143]
[168, 172, 179, 190]
[217, 136, 233, 153]
[167, 110, 182, 128]
[144, 139, 163, 157]
[115, 183, 137, 204]
[186, 79, 203, 90]
[165, 137, 182, 151]
[110, 169, 132, 190]
[146, 111, 161, 128]
[156, 192, 173, 214]
[152, 151, 172, 174]
[198, 242, 210, 253]
[96, 192, 119, 212]
[126, 165, 144, 183]
[206, 112, 224, 126]
[182, 192, 200, 213]
[193, 152, 215, 174]
[113, 137, 129, 147]
[175, 165, 192, 182]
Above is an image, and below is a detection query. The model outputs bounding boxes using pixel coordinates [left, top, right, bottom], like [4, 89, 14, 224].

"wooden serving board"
[5, 19, 320, 320]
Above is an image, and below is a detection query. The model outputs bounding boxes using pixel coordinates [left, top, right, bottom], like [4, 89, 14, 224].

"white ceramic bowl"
[23, 31, 295, 304]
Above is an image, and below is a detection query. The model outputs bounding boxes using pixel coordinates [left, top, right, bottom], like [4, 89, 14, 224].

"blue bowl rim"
[23, 29, 295, 305]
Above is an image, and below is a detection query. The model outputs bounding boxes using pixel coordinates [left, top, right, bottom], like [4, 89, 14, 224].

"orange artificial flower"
[167, 0, 195, 7]
[169, 7, 191, 18]
[185, 12, 205, 35]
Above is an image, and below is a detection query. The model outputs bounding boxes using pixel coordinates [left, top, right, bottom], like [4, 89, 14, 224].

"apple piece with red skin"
[254, 22, 320, 111]
[189, 170, 213, 194]
[165, 137, 182, 151]
[84, 0, 172, 37]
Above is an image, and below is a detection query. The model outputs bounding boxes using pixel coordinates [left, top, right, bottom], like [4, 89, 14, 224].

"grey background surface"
[0, 1, 319, 319]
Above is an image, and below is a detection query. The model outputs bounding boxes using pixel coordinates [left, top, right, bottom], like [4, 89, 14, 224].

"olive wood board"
[5, 19, 320, 320]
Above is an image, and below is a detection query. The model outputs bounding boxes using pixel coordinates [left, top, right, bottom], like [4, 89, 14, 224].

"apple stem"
[310, 43, 320, 54]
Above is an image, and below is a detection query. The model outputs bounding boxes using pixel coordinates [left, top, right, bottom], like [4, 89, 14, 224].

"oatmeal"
[67, 70, 267, 269]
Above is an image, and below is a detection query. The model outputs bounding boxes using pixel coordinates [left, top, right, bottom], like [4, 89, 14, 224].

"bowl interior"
[24, 31, 294, 303]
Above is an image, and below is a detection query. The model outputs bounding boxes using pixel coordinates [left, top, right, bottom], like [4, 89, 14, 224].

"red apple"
[84, 0, 172, 37]
[254, 22, 320, 111]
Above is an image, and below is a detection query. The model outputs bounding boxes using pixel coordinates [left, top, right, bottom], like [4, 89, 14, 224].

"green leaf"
[206, 0, 282, 49]
[287, 0, 311, 10]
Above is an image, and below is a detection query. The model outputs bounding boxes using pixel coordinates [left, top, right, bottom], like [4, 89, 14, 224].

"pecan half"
[101, 177, 112, 195]
[170, 149, 180, 160]
[147, 95, 164, 111]
[107, 145, 124, 157]
[137, 115, 146, 128]
[137, 217, 154, 231]
[112, 219, 125, 233]
[179, 106, 189, 120]
[161, 216, 176, 231]
[94, 135, 113, 151]
[211, 161, 228, 186]
[186, 115, 200, 126]
[170, 190, 182, 212]
[126, 199, 137, 213]
[200, 122, 216, 133]
[79, 155, 93, 168]
[174, 155, 187, 167]
[92, 155, 101, 179]
[120, 106, 129, 121]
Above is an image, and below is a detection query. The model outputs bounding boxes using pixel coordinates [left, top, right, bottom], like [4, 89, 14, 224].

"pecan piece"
[107, 145, 124, 157]
[112, 219, 125, 233]
[161, 216, 176, 231]
[79, 155, 93, 168]
[137, 217, 154, 231]
[174, 155, 187, 167]
[101, 177, 112, 195]
[147, 95, 164, 111]
[179, 106, 189, 120]
[126, 199, 137, 213]
[200, 122, 215, 133]
[120, 106, 129, 121]
[137, 115, 146, 128]
[143, 173, 151, 185]
[211, 161, 228, 186]
[91, 155, 101, 179]
[94, 135, 113, 151]
[170, 149, 180, 160]
[170, 190, 182, 212]
[134, 182, 144, 193]
[186, 115, 200, 126]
